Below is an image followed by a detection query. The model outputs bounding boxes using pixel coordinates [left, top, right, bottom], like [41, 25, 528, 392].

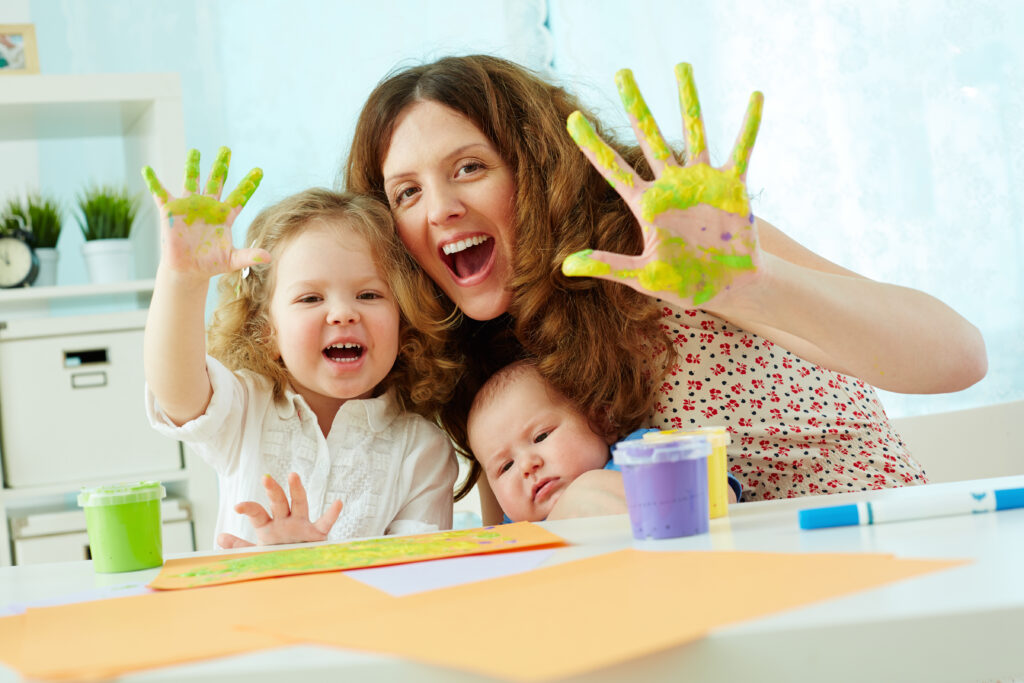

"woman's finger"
[674, 63, 711, 165]
[566, 112, 642, 201]
[204, 146, 232, 198]
[183, 149, 201, 194]
[615, 69, 677, 176]
[725, 91, 764, 181]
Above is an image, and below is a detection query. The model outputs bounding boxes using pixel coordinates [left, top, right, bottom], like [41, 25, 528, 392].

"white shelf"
[0, 278, 155, 303]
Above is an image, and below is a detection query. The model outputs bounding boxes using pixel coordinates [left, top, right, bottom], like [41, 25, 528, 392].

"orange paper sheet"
[151, 521, 565, 590]
[248, 549, 968, 681]
[0, 571, 387, 681]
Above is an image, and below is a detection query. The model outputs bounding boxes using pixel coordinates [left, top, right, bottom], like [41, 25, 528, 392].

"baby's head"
[467, 361, 615, 522]
[208, 188, 450, 410]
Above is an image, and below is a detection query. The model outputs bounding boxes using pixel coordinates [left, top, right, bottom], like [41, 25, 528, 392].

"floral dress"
[647, 302, 928, 501]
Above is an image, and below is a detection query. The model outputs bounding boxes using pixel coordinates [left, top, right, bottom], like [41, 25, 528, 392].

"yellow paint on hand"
[184, 149, 201, 193]
[141, 166, 168, 203]
[675, 63, 707, 159]
[225, 168, 264, 209]
[561, 250, 611, 277]
[204, 146, 232, 195]
[616, 69, 671, 162]
[567, 112, 633, 188]
[640, 164, 749, 223]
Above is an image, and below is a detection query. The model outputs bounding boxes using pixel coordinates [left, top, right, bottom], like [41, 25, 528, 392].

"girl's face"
[267, 222, 400, 419]
[382, 100, 516, 321]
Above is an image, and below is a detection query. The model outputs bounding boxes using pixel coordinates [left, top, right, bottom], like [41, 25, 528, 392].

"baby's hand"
[216, 472, 344, 549]
[142, 147, 267, 279]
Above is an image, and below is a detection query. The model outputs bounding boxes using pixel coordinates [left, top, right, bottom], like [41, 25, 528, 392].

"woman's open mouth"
[323, 343, 364, 363]
[440, 235, 495, 283]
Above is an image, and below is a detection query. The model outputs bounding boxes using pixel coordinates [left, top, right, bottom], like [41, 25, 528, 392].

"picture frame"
[0, 24, 40, 75]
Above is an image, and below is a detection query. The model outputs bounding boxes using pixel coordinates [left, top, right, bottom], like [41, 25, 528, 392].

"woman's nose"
[426, 185, 466, 226]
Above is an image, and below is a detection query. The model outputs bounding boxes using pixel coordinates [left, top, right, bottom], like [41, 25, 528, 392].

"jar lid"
[77, 481, 167, 507]
[613, 435, 710, 465]
[643, 426, 731, 447]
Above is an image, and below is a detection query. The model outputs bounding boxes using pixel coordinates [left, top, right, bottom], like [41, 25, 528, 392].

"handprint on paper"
[562, 63, 764, 308]
[142, 146, 265, 277]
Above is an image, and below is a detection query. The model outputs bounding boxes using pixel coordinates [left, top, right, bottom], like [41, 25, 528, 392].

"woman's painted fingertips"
[730, 91, 764, 178]
[141, 166, 169, 203]
[674, 63, 707, 161]
[184, 149, 201, 194]
[566, 111, 634, 189]
[616, 69, 672, 162]
[561, 249, 611, 278]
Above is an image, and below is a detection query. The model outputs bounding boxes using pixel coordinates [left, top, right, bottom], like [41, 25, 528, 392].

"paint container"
[643, 427, 731, 518]
[613, 437, 710, 540]
[77, 481, 166, 573]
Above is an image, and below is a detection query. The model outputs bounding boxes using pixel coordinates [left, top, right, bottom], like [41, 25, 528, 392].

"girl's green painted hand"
[142, 147, 267, 277]
[563, 64, 764, 308]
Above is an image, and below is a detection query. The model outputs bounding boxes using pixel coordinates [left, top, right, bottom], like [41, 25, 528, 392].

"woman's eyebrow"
[383, 143, 495, 185]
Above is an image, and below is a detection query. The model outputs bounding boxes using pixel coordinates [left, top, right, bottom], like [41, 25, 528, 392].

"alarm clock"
[0, 228, 40, 288]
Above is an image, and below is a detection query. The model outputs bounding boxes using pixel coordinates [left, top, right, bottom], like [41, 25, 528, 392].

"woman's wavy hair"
[207, 188, 458, 416]
[345, 55, 673, 495]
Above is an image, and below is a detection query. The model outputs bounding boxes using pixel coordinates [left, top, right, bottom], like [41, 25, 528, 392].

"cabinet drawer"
[0, 326, 181, 487]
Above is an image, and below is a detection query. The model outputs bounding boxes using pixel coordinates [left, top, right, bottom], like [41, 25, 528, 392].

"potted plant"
[76, 185, 138, 284]
[2, 194, 63, 286]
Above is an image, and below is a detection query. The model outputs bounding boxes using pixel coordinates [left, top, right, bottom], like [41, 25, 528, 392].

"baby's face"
[468, 368, 612, 522]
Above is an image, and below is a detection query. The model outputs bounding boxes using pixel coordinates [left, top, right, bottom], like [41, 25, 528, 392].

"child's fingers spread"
[287, 472, 310, 520]
[141, 166, 169, 204]
[217, 532, 255, 549]
[314, 500, 344, 534]
[233, 501, 272, 529]
[204, 146, 232, 198]
[183, 148, 201, 194]
[262, 474, 291, 520]
[225, 168, 264, 209]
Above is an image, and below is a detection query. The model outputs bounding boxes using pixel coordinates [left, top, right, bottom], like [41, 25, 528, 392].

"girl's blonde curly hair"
[207, 188, 458, 416]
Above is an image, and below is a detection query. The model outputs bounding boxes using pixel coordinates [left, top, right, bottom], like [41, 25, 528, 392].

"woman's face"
[381, 100, 516, 321]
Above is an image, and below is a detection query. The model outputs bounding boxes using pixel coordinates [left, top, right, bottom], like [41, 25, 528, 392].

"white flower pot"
[82, 239, 135, 285]
[33, 247, 59, 287]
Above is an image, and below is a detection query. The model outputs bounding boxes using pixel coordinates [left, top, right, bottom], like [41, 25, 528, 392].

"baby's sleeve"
[386, 418, 458, 536]
[144, 355, 249, 474]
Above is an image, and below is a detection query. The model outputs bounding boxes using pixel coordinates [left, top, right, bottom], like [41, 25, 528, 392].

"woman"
[345, 55, 986, 517]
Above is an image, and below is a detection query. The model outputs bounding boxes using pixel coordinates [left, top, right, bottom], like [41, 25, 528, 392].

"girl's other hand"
[562, 64, 764, 310]
[218, 472, 344, 548]
[142, 146, 268, 279]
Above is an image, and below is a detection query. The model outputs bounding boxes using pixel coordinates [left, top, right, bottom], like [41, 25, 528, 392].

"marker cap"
[798, 504, 860, 529]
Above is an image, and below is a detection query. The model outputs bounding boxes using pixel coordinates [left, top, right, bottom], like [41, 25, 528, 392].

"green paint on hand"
[640, 164, 749, 222]
[567, 112, 633, 188]
[225, 168, 264, 209]
[184, 149, 201, 193]
[731, 91, 764, 178]
[164, 195, 232, 225]
[204, 146, 232, 196]
[562, 249, 611, 278]
[141, 166, 169, 203]
[675, 63, 707, 159]
[616, 69, 671, 162]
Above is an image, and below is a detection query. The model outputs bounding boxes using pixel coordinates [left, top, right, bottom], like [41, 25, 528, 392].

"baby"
[468, 361, 739, 522]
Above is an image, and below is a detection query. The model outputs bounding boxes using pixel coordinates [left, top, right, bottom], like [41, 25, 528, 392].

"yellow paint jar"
[642, 427, 731, 518]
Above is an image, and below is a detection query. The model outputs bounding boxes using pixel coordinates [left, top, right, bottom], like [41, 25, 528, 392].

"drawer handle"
[64, 349, 108, 367]
[71, 371, 107, 389]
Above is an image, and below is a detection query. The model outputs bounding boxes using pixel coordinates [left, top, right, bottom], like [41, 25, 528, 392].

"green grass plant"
[1, 194, 63, 247]
[77, 186, 137, 241]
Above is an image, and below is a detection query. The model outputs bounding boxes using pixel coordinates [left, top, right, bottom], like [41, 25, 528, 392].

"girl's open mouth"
[323, 343, 364, 362]
[440, 235, 495, 281]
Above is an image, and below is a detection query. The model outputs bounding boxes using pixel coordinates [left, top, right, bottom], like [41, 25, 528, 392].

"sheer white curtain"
[548, 0, 1024, 418]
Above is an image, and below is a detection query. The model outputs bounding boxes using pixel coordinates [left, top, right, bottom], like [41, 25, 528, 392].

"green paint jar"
[77, 481, 166, 573]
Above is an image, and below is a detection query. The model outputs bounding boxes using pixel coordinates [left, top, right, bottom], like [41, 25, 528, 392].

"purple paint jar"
[613, 437, 711, 540]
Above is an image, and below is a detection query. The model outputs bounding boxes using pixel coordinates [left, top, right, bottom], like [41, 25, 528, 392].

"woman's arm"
[701, 218, 987, 394]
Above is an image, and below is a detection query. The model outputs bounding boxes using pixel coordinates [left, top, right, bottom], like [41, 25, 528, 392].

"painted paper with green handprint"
[563, 63, 763, 308]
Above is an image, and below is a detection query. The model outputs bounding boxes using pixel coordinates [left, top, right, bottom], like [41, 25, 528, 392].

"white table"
[3, 476, 1024, 683]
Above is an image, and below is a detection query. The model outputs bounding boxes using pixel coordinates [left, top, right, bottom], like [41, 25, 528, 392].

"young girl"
[142, 147, 458, 548]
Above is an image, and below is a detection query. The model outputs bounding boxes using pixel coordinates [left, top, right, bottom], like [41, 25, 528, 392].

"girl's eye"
[357, 291, 382, 300]
[297, 295, 321, 304]
[534, 431, 550, 444]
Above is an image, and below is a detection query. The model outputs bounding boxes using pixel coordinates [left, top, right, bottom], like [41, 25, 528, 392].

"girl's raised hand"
[562, 64, 764, 309]
[142, 147, 268, 278]
[216, 472, 344, 548]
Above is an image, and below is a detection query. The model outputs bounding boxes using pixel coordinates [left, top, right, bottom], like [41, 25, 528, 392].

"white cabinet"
[0, 74, 217, 566]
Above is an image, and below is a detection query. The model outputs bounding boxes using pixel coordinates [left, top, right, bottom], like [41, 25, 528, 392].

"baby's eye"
[534, 431, 550, 444]
[498, 461, 513, 475]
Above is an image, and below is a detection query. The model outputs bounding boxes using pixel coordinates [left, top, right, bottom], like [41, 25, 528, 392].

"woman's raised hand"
[562, 64, 764, 309]
[142, 147, 267, 278]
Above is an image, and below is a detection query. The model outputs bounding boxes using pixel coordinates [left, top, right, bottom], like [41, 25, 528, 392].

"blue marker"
[799, 486, 1024, 530]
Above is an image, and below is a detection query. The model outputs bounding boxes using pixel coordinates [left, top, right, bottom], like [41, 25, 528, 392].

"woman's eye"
[393, 186, 418, 206]
[456, 161, 484, 177]
[534, 431, 550, 444]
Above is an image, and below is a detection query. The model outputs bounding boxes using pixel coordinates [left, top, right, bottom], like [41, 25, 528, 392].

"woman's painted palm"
[563, 63, 764, 308]
[142, 147, 265, 276]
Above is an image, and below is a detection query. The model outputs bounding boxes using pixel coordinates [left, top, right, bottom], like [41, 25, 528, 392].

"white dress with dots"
[647, 302, 927, 501]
